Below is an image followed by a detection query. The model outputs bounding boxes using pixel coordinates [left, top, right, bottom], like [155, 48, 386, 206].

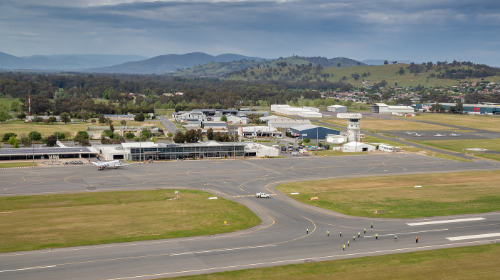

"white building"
[238, 126, 282, 138]
[298, 111, 322, 118]
[267, 118, 311, 129]
[342, 142, 375, 153]
[327, 105, 347, 113]
[371, 103, 414, 115]
[244, 143, 280, 157]
[226, 115, 250, 125]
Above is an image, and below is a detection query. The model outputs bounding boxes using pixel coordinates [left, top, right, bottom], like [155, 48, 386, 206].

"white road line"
[364, 229, 448, 238]
[0, 265, 56, 273]
[407, 217, 484, 226]
[170, 245, 276, 256]
[447, 233, 500, 241]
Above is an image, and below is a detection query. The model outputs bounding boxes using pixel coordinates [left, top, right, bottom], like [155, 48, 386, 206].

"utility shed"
[342, 142, 375, 153]
[327, 105, 347, 113]
[289, 125, 340, 140]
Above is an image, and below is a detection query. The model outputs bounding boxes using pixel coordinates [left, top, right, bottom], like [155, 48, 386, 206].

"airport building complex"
[413, 103, 500, 115]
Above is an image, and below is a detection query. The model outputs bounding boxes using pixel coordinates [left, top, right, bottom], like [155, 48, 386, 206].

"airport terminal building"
[98, 142, 247, 161]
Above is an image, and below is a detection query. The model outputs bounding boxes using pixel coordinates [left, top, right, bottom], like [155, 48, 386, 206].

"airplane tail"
[97, 156, 101, 162]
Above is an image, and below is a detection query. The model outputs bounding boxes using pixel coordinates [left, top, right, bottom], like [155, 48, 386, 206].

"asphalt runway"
[1, 154, 500, 279]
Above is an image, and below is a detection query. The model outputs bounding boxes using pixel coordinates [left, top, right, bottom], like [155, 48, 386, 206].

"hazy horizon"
[1, 0, 499, 66]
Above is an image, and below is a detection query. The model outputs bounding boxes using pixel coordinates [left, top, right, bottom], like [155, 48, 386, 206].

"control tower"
[337, 113, 362, 142]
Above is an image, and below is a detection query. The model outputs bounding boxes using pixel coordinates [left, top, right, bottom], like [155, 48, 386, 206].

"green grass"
[402, 147, 473, 162]
[415, 113, 500, 132]
[475, 153, 500, 161]
[0, 162, 38, 168]
[324, 118, 451, 131]
[0, 97, 21, 109]
[0, 189, 261, 253]
[276, 170, 500, 218]
[167, 243, 500, 280]
[0, 119, 157, 139]
[410, 139, 500, 153]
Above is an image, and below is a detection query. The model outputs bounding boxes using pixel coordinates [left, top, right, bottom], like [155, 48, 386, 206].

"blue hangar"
[289, 125, 340, 140]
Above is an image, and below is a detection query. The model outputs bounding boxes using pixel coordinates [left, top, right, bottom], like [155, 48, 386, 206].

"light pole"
[32, 130, 34, 167]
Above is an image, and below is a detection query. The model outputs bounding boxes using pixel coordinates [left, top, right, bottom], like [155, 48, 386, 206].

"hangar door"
[113, 155, 124, 159]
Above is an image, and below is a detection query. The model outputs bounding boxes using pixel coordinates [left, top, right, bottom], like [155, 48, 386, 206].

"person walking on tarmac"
[307, 228, 309, 235]
[347, 240, 349, 246]
[353, 235, 356, 241]
[416, 237, 418, 243]
[376, 233, 378, 239]
[340, 231, 342, 237]
[364, 228, 366, 233]
[371, 223, 373, 228]
[343, 244, 345, 251]
[395, 235, 397, 240]
[327, 230, 329, 236]
[358, 232, 360, 238]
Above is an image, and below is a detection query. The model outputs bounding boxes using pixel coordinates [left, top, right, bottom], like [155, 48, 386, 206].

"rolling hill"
[223, 63, 500, 88]
[167, 56, 366, 78]
[89, 52, 266, 74]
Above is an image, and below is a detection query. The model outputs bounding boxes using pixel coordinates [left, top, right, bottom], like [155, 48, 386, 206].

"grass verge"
[475, 153, 500, 161]
[410, 139, 500, 154]
[0, 162, 38, 168]
[276, 170, 500, 218]
[166, 243, 500, 280]
[0, 189, 261, 253]
[402, 147, 473, 162]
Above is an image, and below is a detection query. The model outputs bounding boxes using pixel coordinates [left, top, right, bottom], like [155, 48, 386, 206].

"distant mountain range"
[89, 52, 266, 74]
[0, 52, 148, 70]
[1, 50, 417, 76]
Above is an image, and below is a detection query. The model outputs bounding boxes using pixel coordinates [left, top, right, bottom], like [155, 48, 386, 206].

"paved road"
[158, 116, 179, 134]
[1, 155, 500, 279]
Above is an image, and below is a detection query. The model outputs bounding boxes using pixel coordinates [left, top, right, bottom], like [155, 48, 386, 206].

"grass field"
[324, 118, 451, 131]
[476, 153, 500, 161]
[0, 162, 37, 168]
[402, 147, 472, 162]
[410, 139, 500, 153]
[0, 189, 261, 253]
[0, 119, 158, 139]
[415, 113, 500, 132]
[276, 170, 500, 218]
[0, 97, 21, 109]
[168, 243, 500, 280]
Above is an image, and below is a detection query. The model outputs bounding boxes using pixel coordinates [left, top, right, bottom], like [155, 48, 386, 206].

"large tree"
[60, 112, 70, 124]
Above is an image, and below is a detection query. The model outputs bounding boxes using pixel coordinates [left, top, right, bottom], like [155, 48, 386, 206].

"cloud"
[0, 0, 499, 65]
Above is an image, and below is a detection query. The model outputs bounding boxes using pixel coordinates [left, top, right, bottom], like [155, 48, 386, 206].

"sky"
[1, 0, 500, 65]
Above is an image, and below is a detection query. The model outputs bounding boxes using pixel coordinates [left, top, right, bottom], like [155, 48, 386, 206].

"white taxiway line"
[364, 229, 448, 238]
[0, 265, 56, 273]
[447, 233, 500, 241]
[170, 245, 276, 256]
[407, 217, 485, 226]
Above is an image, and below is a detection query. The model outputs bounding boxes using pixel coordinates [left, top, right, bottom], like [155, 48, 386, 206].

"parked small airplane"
[414, 133, 425, 137]
[434, 133, 446, 137]
[92, 157, 128, 171]
[449, 133, 462, 137]
[405, 132, 416, 135]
